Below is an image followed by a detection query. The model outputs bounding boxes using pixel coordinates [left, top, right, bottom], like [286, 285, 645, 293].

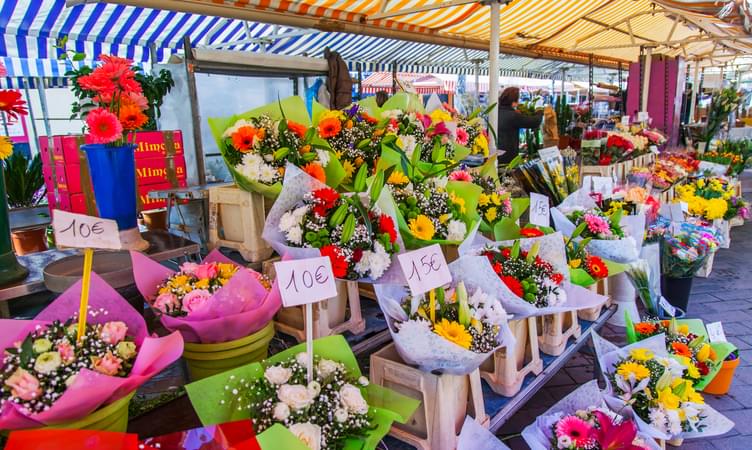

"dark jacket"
[496, 105, 543, 163]
[324, 49, 353, 110]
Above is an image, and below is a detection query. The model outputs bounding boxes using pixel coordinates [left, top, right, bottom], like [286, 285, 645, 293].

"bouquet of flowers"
[512, 150, 579, 206]
[522, 380, 660, 450]
[184, 335, 419, 450]
[660, 226, 719, 278]
[131, 250, 281, 344]
[698, 151, 744, 176]
[456, 116, 490, 156]
[565, 236, 613, 288]
[263, 165, 403, 283]
[638, 129, 667, 147]
[593, 332, 733, 440]
[380, 109, 469, 164]
[676, 177, 747, 221]
[314, 105, 381, 184]
[701, 86, 741, 143]
[374, 262, 513, 374]
[209, 96, 345, 197]
[0, 274, 183, 429]
[626, 318, 735, 390]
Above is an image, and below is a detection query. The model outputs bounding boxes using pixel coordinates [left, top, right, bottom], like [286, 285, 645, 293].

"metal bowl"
[43, 251, 135, 293]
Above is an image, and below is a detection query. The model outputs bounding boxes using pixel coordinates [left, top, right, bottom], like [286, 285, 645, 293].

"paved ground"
[499, 221, 752, 449]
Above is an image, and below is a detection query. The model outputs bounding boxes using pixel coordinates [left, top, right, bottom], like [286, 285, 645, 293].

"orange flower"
[635, 322, 657, 335]
[232, 126, 261, 153]
[303, 163, 326, 183]
[118, 104, 148, 130]
[299, 145, 312, 155]
[345, 119, 353, 129]
[585, 256, 609, 279]
[661, 320, 670, 328]
[287, 120, 308, 138]
[318, 117, 342, 138]
[671, 342, 692, 358]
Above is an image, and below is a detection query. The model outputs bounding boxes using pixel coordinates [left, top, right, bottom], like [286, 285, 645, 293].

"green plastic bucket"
[183, 321, 275, 380]
[44, 391, 135, 433]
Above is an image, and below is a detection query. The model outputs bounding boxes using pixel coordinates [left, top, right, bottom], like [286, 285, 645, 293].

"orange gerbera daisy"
[303, 163, 326, 183]
[232, 126, 261, 153]
[585, 255, 609, 279]
[671, 342, 692, 358]
[634, 322, 657, 335]
[118, 104, 149, 130]
[318, 117, 341, 138]
[287, 120, 308, 138]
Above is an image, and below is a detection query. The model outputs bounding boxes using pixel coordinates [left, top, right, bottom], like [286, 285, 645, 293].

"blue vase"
[83, 144, 138, 230]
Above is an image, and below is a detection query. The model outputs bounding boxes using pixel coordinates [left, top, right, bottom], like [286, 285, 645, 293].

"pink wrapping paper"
[131, 250, 281, 344]
[0, 273, 184, 430]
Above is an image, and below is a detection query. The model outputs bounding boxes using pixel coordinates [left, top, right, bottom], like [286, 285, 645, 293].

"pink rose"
[154, 292, 179, 313]
[180, 262, 200, 276]
[99, 321, 128, 345]
[93, 352, 122, 376]
[181, 289, 212, 314]
[193, 263, 218, 280]
[5, 368, 41, 401]
[455, 127, 469, 146]
[57, 342, 75, 364]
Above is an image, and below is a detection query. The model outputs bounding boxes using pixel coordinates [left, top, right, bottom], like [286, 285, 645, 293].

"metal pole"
[183, 36, 207, 185]
[640, 47, 652, 113]
[488, 0, 500, 150]
[21, 79, 40, 156]
[391, 62, 397, 94]
[560, 68, 567, 103]
[689, 61, 700, 123]
[474, 60, 480, 103]
[357, 62, 363, 100]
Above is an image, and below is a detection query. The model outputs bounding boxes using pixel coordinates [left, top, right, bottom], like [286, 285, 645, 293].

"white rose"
[334, 408, 349, 423]
[316, 359, 341, 379]
[286, 226, 303, 245]
[358, 376, 369, 387]
[278, 384, 314, 410]
[273, 402, 290, 421]
[264, 365, 292, 385]
[446, 220, 467, 241]
[316, 149, 330, 167]
[307, 381, 321, 397]
[339, 383, 369, 415]
[288, 422, 322, 450]
[34, 351, 62, 374]
[295, 352, 309, 368]
[557, 435, 572, 449]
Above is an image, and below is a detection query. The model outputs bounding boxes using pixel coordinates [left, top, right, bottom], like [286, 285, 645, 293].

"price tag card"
[649, 145, 659, 154]
[637, 111, 649, 122]
[659, 296, 676, 317]
[621, 115, 630, 126]
[706, 321, 727, 343]
[274, 257, 338, 307]
[52, 210, 121, 250]
[538, 146, 561, 160]
[529, 193, 550, 227]
[398, 244, 451, 296]
[698, 161, 728, 176]
[679, 201, 689, 214]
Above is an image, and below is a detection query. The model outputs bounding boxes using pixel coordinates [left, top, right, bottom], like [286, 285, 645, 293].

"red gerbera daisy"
[0, 90, 28, 121]
[320, 245, 349, 278]
[312, 187, 340, 217]
[501, 275, 524, 298]
[492, 261, 503, 275]
[317, 117, 342, 139]
[85, 107, 123, 144]
[585, 255, 609, 279]
[287, 120, 308, 138]
[378, 214, 398, 243]
[519, 226, 544, 237]
[500, 248, 512, 259]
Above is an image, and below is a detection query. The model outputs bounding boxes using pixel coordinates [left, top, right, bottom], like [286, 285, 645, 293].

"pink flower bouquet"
[0, 273, 183, 430]
[131, 250, 281, 344]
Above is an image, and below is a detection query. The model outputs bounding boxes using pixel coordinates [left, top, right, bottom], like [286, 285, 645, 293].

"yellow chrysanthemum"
[194, 278, 210, 289]
[490, 193, 502, 206]
[485, 207, 498, 223]
[478, 193, 490, 207]
[387, 170, 409, 186]
[408, 215, 436, 241]
[0, 137, 12, 160]
[218, 263, 237, 279]
[705, 198, 728, 220]
[473, 134, 489, 156]
[172, 275, 189, 287]
[657, 388, 681, 410]
[433, 319, 472, 349]
[430, 109, 452, 124]
[569, 258, 582, 269]
[320, 110, 344, 122]
[616, 361, 651, 381]
[449, 192, 466, 214]
[629, 348, 655, 362]
[342, 160, 356, 181]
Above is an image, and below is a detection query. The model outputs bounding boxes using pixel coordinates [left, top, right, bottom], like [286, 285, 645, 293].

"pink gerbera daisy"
[555, 416, 596, 448]
[583, 213, 612, 237]
[455, 127, 469, 146]
[449, 170, 473, 182]
[86, 107, 123, 144]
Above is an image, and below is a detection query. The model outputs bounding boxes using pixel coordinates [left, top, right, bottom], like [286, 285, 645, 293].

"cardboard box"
[45, 131, 184, 165]
[135, 154, 187, 185]
[139, 180, 188, 211]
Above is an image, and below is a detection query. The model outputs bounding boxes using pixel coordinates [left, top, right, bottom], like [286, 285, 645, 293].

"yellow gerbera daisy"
[0, 136, 12, 160]
[433, 319, 472, 349]
[629, 348, 654, 362]
[616, 361, 651, 381]
[408, 215, 436, 241]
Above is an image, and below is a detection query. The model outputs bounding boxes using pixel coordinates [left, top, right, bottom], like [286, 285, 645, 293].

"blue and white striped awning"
[0, 0, 610, 80]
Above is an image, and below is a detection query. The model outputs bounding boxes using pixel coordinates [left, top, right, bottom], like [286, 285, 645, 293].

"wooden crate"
[370, 344, 488, 450]
[578, 277, 610, 321]
[479, 317, 542, 397]
[537, 311, 581, 356]
[262, 257, 366, 341]
[208, 185, 273, 263]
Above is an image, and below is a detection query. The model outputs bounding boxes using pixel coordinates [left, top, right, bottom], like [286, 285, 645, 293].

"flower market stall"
[2, 0, 752, 449]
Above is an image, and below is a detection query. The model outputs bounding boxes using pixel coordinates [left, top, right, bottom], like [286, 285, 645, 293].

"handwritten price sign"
[529, 193, 550, 227]
[53, 210, 121, 250]
[274, 257, 338, 307]
[398, 244, 451, 295]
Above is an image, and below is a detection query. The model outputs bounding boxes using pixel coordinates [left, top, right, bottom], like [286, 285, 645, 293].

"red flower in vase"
[501, 275, 524, 297]
[378, 214, 398, 243]
[320, 245, 349, 278]
[86, 107, 123, 144]
[0, 90, 28, 121]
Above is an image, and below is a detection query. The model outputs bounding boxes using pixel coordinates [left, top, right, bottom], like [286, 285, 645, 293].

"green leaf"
[411, 143, 422, 167]
[370, 170, 385, 204]
[511, 240, 521, 259]
[526, 241, 540, 262]
[353, 164, 368, 193]
[571, 222, 587, 240]
[72, 52, 86, 61]
[20, 336, 33, 367]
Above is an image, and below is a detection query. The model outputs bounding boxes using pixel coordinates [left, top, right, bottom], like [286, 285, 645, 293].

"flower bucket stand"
[208, 184, 274, 263]
[578, 278, 610, 321]
[370, 344, 488, 450]
[479, 317, 543, 396]
[536, 311, 581, 356]
[263, 257, 365, 341]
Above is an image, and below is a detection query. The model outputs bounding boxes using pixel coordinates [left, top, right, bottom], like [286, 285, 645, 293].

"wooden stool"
[370, 344, 488, 450]
[479, 317, 543, 397]
[578, 277, 610, 321]
[208, 185, 273, 263]
[537, 311, 581, 356]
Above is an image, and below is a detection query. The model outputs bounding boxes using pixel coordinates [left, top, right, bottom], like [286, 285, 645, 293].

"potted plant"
[699, 86, 741, 151]
[4, 151, 47, 255]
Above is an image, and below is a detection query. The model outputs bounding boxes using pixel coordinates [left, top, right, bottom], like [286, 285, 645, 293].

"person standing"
[496, 87, 543, 164]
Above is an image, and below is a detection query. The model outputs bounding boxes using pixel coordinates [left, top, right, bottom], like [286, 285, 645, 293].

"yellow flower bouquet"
[675, 177, 746, 221]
